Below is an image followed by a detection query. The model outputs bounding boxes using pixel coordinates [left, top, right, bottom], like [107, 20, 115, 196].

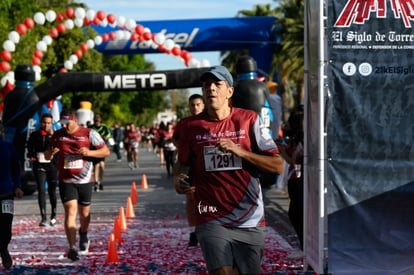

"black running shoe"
[39, 218, 47, 227]
[79, 230, 90, 252]
[99, 183, 104, 191]
[67, 248, 79, 261]
[1, 249, 12, 269]
[188, 232, 198, 247]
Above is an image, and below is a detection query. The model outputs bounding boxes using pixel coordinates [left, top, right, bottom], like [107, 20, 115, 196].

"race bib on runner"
[37, 152, 51, 163]
[1, 200, 14, 214]
[64, 155, 83, 169]
[204, 145, 242, 171]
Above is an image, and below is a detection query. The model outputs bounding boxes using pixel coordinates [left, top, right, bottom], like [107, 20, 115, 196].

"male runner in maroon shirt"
[46, 109, 110, 261]
[173, 66, 283, 275]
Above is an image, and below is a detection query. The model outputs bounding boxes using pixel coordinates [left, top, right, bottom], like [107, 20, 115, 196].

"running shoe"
[79, 230, 90, 252]
[1, 249, 12, 269]
[67, 248, 79, 261]
[50, 218, 57, 226]
[39, 218, 47, 227]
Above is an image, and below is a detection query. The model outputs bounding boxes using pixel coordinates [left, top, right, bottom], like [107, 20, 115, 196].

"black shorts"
[59, 182, 93, 206]
[196, 223, 264, 273]
[91, 157, 105, 165]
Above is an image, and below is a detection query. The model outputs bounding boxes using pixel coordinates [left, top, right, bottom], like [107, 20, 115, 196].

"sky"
[79, 0, 271, 70]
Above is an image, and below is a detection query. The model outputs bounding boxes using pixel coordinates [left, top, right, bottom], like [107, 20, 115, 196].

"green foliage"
[0, 0, 169, 127]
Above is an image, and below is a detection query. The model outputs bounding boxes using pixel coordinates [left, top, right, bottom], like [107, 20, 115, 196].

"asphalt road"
[14, 145, 299, 254]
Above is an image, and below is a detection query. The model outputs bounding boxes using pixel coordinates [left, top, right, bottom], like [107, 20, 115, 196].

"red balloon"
[143, 32, 152, 40]
[181, 50, 192, 61]
[93, 17, 101, 26]
[0, 61, 11, 72]
[33, 49, 44, 59]
[158, 44, 165, 52]
[74, 49, 83, 58]
[65, 7, 75, 19]
[83, 18, 91, 26]
[16, 23, 27, 35]
[96, 11, 106, 21]
[56, 12, 65, 22]
[102, 34, 109, 42]
[31, 57, 41, 66]
[109, 32, 117, 40]
[131, 33, 139, 41]
[59, 68, 68, 72]
[80, 43, 88, 52]
[171, 47, 181, 56]
[135, 25, 144, 35]
[107, 14, 116, 24]
[24, 18, 35, 29]
[0, 51, 12, 61]
[49, 28, 59, 38]
[57, 23, 66, 33]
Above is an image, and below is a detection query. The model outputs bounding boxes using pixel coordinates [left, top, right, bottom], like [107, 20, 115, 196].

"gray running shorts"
[195, 223, 264, 274]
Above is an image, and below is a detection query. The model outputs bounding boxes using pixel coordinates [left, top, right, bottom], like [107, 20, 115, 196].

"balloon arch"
[0, 7, 210, 89]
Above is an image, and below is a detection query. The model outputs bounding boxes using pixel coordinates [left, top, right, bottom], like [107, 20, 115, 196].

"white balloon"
[143, 27, 151, 33]
[86, 39, 95, 49]
[8, 31, 20, 44]
[86, 9, 96, 21]
[123, 31, 131, 40]
[75, 8, 86, 19]
[115, 30, 124, 40]
[125, 19, 136, 31]
[200, 59, 211, 67]
[1, 76, 8, 87]
[188, 58, 200, 68]
[154, 33, 165, 45]
[151, 42, 158, 49]
[64, 60, 73, 70]
[74, 18, 83, 27]
[100, 18, 108, 27]
[3, 40, 15, 52]
[163, 39, 175, 50]
[36, 41, 47, 52]
[69, 54, 78, 64]
[42, 35, 53, 45]
[45, 10, 56, 22]
[32, 65, 41, 73]
[94, 36, 103, 45]
[35, 72, 41, 81]
[116, 16, 126, 27]
[5, 71, 14, 78]
[34, 12, 46, 25]
[64, 19, 74, 30]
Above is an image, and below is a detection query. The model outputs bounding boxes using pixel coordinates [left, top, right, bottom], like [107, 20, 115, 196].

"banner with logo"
[91, 17, 278, 73]
[326, 1, 414, 273]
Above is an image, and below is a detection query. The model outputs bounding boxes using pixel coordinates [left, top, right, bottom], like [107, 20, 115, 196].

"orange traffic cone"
[130, 181, 137, 205]
[113, 217, 123, 243]
[126, 196, 135, 218]
[119, 206, 127, 230]
[106, 233, 119, 263]
[141, 174, 148, 189]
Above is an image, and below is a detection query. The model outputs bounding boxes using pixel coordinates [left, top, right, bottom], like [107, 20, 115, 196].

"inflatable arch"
[0, 7, 279, 193]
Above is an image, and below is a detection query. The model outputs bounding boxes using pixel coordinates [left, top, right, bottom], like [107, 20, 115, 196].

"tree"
[221, 1, 305, 121]
[0, 1, 169, 127]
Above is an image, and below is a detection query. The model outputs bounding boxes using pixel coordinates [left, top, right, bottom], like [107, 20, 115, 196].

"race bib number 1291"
[203, 145, 242, 171]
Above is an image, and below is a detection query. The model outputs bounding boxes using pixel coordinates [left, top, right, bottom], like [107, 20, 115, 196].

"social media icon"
[342, 62, 356, 76]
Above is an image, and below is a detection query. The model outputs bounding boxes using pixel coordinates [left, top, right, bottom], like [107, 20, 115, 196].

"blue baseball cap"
[200, 65, 233, 87]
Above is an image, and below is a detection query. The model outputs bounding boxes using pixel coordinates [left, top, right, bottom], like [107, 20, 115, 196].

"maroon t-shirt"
[178, 108, 279, 227]
[51, 127, 105, 184]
